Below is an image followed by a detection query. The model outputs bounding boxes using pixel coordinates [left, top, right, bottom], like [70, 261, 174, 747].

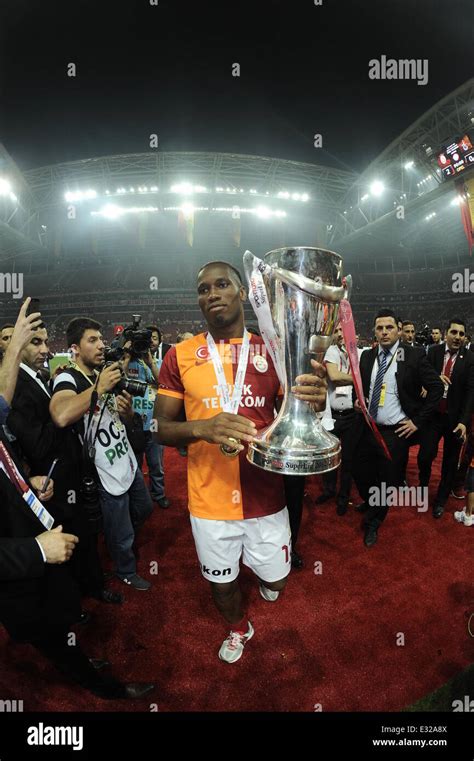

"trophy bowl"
[246, 246, 350, 476]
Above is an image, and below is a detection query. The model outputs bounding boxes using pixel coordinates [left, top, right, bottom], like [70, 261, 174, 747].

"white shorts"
[190, 507, 291, 584]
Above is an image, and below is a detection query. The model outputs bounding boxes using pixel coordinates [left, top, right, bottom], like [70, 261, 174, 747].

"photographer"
[120, 323, 170, 509]
[50, 318, 153, 591]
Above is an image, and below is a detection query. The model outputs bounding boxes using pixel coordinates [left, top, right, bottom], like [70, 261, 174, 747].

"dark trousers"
[321, 410, 356, 506]
[284, 475, 306, 549]
[31, 629, 122, 697]
[418, 412, 463, 506]
[353, 426, 409, 530]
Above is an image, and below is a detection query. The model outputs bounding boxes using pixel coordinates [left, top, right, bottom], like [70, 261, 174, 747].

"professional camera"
[415, 323, 431, 346]
[101, 350, 148, 397]
[109, 314, 152, 361]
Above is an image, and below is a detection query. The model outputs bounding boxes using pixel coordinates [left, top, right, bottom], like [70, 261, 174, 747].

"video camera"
[415, 323, 431, 346]
[102, 314, 150, 397]
[106, 314, 152, 361]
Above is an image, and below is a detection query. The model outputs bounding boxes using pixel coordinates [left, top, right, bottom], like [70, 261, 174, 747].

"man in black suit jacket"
[418, 318, 474, 518]
[0, 303, 154, 700]
[353, 309, 443, 547]
[6, 324, 120, 603]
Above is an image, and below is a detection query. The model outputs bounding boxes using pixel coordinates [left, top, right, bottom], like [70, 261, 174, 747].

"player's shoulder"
[174, 332, 207, 362]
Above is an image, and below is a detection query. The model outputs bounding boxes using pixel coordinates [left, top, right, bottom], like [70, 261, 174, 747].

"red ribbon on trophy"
[339, 296, 392, 461]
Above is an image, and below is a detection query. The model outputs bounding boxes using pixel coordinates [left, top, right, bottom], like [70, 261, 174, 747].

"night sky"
[0, 0, 472, 173]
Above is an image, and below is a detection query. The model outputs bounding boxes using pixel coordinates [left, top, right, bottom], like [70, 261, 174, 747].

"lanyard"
[0, 442, 54, 530]
[207, 331, 250, 414]
[242, 252, 286, 387]
[68, 361, 98, 387]
[0, 441, 29, 495]
[68, 363, 108, 449]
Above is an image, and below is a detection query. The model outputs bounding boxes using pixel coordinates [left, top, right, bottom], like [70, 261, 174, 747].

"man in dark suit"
[151, 326, 171, 367]
[418, 318, 474, 518]
[353, 308, 443, 547]
[0, 301, 154, 700]
[6, 323, 120, 604]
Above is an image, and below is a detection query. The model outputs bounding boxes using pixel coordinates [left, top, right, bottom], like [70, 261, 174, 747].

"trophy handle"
[269, 265, 347, 302]
[343, 274, 352, 301]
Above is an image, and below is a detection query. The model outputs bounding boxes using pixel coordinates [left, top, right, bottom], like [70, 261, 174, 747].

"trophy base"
[247, 439, 341, 476]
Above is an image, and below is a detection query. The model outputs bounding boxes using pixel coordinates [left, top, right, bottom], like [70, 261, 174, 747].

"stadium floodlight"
[0, 178, 12, 195]
[150, 186, 158, 192]
[404, 161, 415, 169]
[361, 193, 369, 202]
[291, 193, 300, 200]
[193, 185, 207, 193]
[180, 202, 195, 218]
[369, 180, 384, 197]
[301, 193, 309, 202]
[64, 189, 97, 202]
[277, 191, 290, 199]
[254, 206, 272, 219]
[100, 204, 123, 219]
[10, 193, 17, 203]
[249, 189, 257, 194]
[215, 187, 224, 192]
[274, 210, 287, 218]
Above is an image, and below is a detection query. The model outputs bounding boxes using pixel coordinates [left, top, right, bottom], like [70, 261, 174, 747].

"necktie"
[369, 349, 390, 419]
[438, 352, 456, 413]
[36, 372, 51, 396]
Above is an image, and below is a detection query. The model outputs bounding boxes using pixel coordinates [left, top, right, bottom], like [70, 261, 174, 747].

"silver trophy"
[245, 246, 352, 476]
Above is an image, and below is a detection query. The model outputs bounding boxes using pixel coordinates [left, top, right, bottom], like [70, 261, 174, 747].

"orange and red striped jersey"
[158, 332, 285, 520]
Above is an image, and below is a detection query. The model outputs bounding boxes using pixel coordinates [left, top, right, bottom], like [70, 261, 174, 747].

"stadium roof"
[0, 78, 473, 265]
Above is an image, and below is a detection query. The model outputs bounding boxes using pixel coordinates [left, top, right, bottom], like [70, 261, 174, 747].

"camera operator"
[50, 318, 153, 591]
[120, 325, 171, 509]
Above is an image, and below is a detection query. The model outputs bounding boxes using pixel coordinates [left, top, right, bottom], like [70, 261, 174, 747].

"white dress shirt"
[368, 340, 405, 425]
[20, 362, 51, 398]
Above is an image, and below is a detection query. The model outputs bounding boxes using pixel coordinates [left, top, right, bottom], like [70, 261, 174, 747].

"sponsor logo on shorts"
[201, 563, 232, 577]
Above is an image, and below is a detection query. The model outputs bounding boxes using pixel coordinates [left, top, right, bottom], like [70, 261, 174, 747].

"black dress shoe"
[432, 504, 444, 519]
[98, 589, 123, 605]
[364, 527, 378, 547]
[156, 497, 170, 509]
[355, 502, 369, 513]
[315, 492, 335, 505]
[93, 681, 155, 700]
[291, 549, 304, 569]
[89, 658, 111, 671]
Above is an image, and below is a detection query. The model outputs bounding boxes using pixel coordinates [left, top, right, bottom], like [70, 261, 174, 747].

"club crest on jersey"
[195, 345, 210, 362]
[253, 353, 268, 372]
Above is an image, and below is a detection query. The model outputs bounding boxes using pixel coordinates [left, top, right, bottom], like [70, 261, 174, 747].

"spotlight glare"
[100, 204, 123, 219]
[255, 206, 271, 219]
[370, 180, 384, 197]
